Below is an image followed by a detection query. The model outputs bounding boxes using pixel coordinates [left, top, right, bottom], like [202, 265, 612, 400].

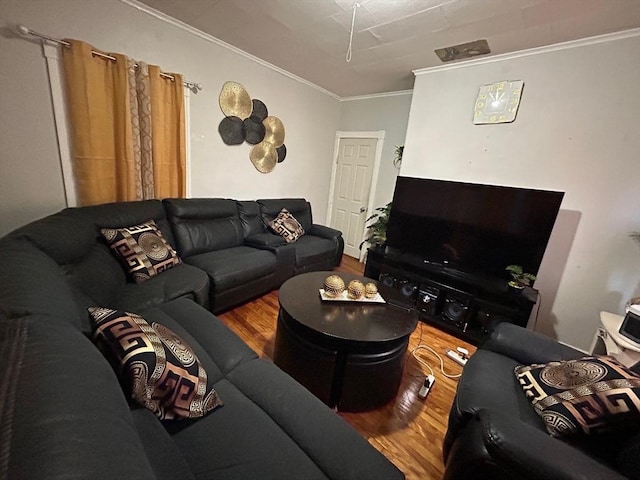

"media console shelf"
[364, 246, 537, 346]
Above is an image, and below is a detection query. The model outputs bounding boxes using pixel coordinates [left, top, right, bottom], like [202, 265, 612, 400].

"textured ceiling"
[138, 0, 640, 98]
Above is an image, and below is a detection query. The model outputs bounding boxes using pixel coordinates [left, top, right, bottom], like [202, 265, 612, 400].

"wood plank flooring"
[218, 255, 476, 480]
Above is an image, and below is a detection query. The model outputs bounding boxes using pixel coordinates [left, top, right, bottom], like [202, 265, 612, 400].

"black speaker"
[417, 285, 441, 316]
[378, 273, 417, 308]
[442, 294, 472, 328]
[379, 273, 396, 288]
[398, 280, 418, 301]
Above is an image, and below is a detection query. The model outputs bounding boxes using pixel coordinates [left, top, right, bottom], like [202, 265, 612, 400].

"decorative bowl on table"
[347, 280, 365, 300]
[323, 275, 346, 298]
[364, 282, 378, 299]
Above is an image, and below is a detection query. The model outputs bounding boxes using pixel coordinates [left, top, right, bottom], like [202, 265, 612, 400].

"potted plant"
[393, 145, 404, 168]
[505, 264, 536, 292]
[359, 202, 392, 250]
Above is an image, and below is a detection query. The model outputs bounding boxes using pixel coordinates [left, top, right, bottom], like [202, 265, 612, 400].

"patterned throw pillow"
[101, 220, 181, 284]
[268, 208, 305, 243]
[89, 307, 223, 421]
[515, 355, 640, 437]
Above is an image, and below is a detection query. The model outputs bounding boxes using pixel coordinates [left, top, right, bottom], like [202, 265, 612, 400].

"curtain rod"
[16, 24, 203, 92]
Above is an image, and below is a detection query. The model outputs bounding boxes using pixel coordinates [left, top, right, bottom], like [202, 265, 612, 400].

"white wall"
[402, 31, 640, 351]
[0, 0, 340, 236]
[339, 92, 413, 210]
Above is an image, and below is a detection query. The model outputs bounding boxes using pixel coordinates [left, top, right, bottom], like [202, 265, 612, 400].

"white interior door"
[330, 137, 377, 258]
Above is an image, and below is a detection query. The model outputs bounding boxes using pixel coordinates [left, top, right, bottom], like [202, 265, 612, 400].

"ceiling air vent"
[435, 39, 490, 62]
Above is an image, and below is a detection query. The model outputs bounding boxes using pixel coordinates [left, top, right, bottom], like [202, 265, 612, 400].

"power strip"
[418, 374, 435, 399]
[446, 349, 468, 367]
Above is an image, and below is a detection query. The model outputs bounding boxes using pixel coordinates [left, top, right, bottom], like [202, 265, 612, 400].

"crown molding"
[120, 0, 341, 100]
[414, 28, 640, 76]
[340, 89, 413, 102]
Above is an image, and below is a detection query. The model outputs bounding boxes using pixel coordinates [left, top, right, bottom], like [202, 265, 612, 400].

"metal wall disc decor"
[262, 116, 285, 147]
[219, 81, 252, 119]
[218, 116, 245, 145]
[250, 141, 277, 173]
[243, 116, 266, 145]
[276, 144, 287, 163]
[251, 99, 268, 121]
[218, 81, 287, 173]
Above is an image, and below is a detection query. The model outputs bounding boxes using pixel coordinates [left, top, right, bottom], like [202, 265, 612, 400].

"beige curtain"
[129, 60, 155, 200]
[61, 39, 185, 205]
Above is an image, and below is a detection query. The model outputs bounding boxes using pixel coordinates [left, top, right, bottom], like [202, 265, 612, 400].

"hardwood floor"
[218, 255, 476, 480]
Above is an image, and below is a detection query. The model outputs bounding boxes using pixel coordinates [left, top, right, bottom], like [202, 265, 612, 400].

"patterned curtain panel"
[61, 40, 185, 205]
[129, 60, 155, 200]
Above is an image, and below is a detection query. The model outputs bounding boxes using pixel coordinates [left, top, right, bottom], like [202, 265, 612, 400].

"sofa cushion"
[226, 359, 405, 480]
[101, 220, 182, 284]
[258, 198, 313, 232]
[115, 262, 210, 313]
[170, 359, 404, 480]
[447, 349, 546, 448]
[1, 315, 157, 479]
[291, 235, 338, 266]
[268, 208, 305, 243]
[237, 200, 264, 238]
[70, 199, 177, 247]
[5, 209, 95, 266]
[130, 407, 196, 480]
[164, 198, 244, 257]
[514, 355, 640, 437]
[170, 377, 330, 480]
[89, 307, 223, 420]
[0, 238, 81, 326]
[140, 298, 258, 379]
[185, 246, 277, 293]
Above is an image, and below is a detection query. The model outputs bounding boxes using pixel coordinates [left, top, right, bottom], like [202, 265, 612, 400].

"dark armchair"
[443, 322, 639, 480]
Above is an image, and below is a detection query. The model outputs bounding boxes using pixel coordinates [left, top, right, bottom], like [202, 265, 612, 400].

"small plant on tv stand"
[506, 264, 536, 291]
[359, 202, 392, 250]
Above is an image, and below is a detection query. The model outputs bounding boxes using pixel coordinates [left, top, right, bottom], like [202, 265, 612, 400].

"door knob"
[360, 207, 366, 213]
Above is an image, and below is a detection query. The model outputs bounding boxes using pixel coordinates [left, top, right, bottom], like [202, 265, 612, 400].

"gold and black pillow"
[101, 220, 181, 284]
[515, 355, 640, 437]
[268, 208, 305, 243]
[89, 307, 223, 421]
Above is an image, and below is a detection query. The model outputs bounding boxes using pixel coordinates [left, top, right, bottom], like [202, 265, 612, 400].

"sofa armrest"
[244, 232, 286, 249]
[479, 410, 626, 480]
[244, 233, 294, 284]
[308, 224, 342, 240]
[481, 322, 584, 365]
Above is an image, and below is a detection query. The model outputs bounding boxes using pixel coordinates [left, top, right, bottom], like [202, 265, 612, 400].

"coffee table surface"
[278, 271, 418, 343]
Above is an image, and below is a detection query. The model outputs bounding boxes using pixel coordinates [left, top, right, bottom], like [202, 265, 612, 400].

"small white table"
[590, 311, 640, 369]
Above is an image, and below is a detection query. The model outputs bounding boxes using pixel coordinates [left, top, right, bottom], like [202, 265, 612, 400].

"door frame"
[326, 130, 385, 262]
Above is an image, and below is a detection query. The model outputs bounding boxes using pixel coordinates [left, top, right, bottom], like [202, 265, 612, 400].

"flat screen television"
[385, 176, 564, 282]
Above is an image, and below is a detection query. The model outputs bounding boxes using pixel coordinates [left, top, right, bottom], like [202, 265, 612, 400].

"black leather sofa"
[163, 197, 343, 312]
[0, 198, 403, 480]
[443, 322, 639, 480]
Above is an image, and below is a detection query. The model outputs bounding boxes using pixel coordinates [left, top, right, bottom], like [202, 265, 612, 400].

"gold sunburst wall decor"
[217, 81, 286, 173]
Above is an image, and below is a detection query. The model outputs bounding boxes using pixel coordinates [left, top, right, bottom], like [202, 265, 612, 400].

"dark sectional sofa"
[0, 198, 404, 480]
[443, 323, 639, 480]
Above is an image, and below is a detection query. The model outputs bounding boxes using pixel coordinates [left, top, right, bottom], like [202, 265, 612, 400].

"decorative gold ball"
[347, 280, 365, 299]
[364, 282, 378, 299]
[324, 275, 345, 297]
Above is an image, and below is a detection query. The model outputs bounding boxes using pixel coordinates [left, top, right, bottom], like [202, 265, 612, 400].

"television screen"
[385, 177, 564, 281]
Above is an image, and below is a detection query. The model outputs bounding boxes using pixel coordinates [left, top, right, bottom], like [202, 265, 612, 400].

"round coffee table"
[274, 271, 418, 412]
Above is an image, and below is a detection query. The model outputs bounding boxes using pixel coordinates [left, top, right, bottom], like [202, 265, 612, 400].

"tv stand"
[364, 246, 537, 346]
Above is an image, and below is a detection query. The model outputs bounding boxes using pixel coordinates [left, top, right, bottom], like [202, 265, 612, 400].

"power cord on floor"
[411, 345, 462, 379]
[407, 321, 463, 380]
